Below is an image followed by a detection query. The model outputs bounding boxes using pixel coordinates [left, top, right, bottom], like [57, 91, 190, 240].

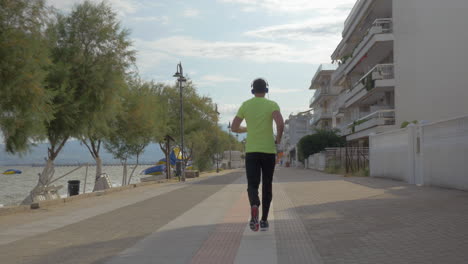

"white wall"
[393, 0, 468, 126]
[420, 116, 468, 190]
[369, 127, 414, 183]
[370, 115, 468, 191]
[306, 153, 326, 171]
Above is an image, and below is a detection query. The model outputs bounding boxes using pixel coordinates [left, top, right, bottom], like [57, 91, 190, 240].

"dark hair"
[251, 78, 269, 93]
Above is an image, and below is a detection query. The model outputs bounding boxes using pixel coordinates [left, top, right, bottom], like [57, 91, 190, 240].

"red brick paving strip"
[190, 192, 249, 264]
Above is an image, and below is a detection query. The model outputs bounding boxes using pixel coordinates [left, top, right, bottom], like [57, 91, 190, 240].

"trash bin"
[68, 180, 80, 196]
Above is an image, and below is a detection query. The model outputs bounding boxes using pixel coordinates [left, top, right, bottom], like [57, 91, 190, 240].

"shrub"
[297, 129, 345, 162]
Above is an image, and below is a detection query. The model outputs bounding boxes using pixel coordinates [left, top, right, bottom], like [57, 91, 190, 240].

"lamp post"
[215, 104, 220, 173]
[173, 62, 187, 182]
[228, 121, 232, 169]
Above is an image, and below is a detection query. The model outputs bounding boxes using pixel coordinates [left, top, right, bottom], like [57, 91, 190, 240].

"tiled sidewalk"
[277, 168, 468, 264]
[2, 168, 468, 264]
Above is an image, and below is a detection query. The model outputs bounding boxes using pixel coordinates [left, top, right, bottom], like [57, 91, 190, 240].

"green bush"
[297, 129, 345, 162]
[400, 120, 418, 129]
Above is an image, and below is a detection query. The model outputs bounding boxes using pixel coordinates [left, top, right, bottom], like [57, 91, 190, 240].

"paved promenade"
[1, 168, 468, 263]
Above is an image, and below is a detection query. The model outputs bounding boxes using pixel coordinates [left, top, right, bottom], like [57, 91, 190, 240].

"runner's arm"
[272, 110, 284, 144]
[231, 116, 247, 133]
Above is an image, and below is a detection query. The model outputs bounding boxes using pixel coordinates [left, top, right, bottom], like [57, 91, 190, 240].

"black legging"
[245, 152, 276, 221]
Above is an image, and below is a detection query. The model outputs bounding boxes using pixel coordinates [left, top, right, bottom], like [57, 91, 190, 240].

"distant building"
[280, 111, 314, 167]
[309, 64, 340, 131]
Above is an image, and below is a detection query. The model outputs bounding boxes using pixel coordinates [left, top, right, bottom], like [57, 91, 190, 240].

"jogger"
[230, 78, 284, 232]
[245, 152, 276, 222]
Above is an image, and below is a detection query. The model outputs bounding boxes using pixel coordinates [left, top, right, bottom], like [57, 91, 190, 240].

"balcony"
[309, 85, 339, 108]
[312, 108, 333, 125]
[332, 91, 348, 117]
[332, 18, 393, 85]
[345, 64, 395, 108]
[346, 109, 395, 135]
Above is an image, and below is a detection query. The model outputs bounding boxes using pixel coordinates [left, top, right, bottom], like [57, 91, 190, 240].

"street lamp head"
[173, 62, 184, 78]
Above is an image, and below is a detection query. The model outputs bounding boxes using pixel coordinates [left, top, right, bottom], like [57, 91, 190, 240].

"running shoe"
[260, 220, 269, 231]
[249, 205, 259, 232]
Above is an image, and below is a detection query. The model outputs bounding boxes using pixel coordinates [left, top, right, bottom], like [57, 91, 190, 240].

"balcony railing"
[333, 18, 393, 84]
[346, 109, 395, 134]
[344, 64, 394, 107]
[310, 85, 339, 107]
[312, 108, 333, 125]
[355, 63, 394, 89]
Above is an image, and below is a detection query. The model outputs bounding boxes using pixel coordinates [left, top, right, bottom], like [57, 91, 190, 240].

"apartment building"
[280, 111, 314, 166]
[330, 0, 396, 146]
[309, 64, 340, 131]
[323, 0, 468, 147]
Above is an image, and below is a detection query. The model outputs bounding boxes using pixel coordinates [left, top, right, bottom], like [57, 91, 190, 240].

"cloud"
[133, 36, 334, 64]
[218, 104, 241, 118]
[201, 75, 241, 82]
[281, 106, 311, 116]
[131, 16, 169, 24]
[195, 75, 241, 87]
[270, 88, 303, 94]
[183, 8, 200, 17]
[47, 0, 140, 16]
[217, 0, 356, 13]
[245, 18, 343, 41]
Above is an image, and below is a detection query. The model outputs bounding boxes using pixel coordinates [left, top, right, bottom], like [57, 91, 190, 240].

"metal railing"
[333, 18, 393, 84]
[344, 64, 394, 107]
[346, 109, 395, 134]
[354, 63, 394, 89]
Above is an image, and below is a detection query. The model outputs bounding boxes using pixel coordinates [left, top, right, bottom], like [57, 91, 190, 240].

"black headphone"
[251, 78, 269, 94]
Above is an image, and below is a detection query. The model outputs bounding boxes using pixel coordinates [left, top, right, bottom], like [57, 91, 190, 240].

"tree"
[104, 77, 164, 185]
[22, 7, 99, 204]
[297, 129, 345, 162]
[154, 81, 243, 171]
[51, 1, 135, 185]
[0, 0, 54, 153]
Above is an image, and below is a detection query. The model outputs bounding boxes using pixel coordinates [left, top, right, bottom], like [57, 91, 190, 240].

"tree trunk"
[95, 156, 103, 181]
[22, 158, 55, 205]
[127, 154, 140, 185]
[122, 161, 127, 186]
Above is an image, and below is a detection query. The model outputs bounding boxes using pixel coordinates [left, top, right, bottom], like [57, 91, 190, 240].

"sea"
[0, 164, 159, 207]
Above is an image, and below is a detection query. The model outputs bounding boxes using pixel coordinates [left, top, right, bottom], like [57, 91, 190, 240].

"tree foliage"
[154, 81, 242, 171]
[0, 0, 54, 153]
[50, 0, 136, 179]
[1, 0, 242, 178]
[297, 129, 345, 162]
[104, 77, 164, 184]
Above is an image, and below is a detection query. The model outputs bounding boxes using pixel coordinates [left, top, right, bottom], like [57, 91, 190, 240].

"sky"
[47, 0, 357, 124]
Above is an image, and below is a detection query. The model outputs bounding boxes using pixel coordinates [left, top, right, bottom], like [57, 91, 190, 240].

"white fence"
[370, 115, 468, 190]
[305, 152, 326, 171]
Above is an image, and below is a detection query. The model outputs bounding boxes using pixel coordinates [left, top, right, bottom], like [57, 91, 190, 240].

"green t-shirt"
[236, 97, 280, 154]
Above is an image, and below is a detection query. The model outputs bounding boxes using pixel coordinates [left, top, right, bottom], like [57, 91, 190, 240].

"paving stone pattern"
[277, 169, 468, 264]
[2, 168, 468, 264]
